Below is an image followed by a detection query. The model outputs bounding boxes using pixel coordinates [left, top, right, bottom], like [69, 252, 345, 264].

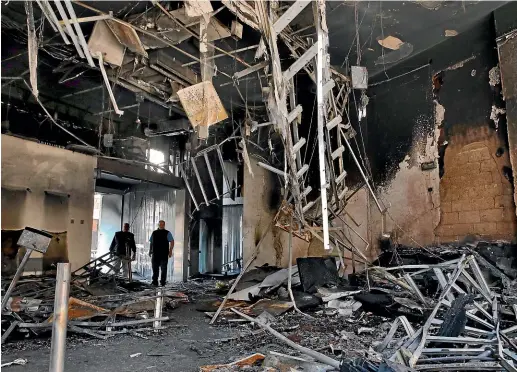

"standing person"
[149, 220, 174, 286]
[109, 223, 136, 279]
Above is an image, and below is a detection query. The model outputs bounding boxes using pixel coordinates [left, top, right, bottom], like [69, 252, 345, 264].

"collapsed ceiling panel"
[177, 81, 228, 128]
[105, 19, 148, 57]
[87, 20, 125, 67]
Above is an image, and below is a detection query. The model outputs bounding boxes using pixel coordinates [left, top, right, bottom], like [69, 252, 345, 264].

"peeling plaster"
[489, 65, 501, 86]
[490, 105, 506, 129]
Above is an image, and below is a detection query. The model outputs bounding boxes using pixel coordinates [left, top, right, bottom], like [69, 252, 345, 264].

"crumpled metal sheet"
[47, 297, 108, 322]
[199, 353, 265, 372]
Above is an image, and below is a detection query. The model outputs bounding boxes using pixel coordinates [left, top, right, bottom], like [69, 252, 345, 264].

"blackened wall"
[348, 11, 516, 253]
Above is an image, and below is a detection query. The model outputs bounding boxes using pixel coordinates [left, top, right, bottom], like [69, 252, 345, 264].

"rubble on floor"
[1, 252, 193, 345]
[204, 241, 517, 372]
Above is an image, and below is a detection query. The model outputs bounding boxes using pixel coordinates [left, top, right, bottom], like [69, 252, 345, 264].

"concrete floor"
[1, 304, 246, 372]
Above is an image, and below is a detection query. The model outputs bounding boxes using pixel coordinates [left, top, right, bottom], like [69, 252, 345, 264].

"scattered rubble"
[203, 240, 517, 371]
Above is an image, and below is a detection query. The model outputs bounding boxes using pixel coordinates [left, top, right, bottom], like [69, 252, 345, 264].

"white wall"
[1, 135, 97, 271]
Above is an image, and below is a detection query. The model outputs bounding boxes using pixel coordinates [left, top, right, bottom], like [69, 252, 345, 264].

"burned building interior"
[1, 0, 517, 371]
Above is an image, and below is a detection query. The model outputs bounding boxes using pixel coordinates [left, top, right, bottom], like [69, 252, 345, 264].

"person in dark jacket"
[109, 223, 136, 279]
[149, 220, 174, 286]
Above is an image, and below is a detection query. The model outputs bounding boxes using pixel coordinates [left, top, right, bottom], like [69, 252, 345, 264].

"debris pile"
[204, 243, 517, 372]
[1, 251, 190, 344]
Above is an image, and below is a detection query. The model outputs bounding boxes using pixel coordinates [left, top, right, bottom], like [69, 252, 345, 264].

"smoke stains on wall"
[436, 127, 516, 241]
[346, 13, 517, 253]
[242, 161, 309, 267]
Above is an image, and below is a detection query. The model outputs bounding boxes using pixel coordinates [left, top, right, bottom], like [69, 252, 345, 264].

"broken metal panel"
[168, 7, 231, 42]
[105, 19, 148, 57]
[231, 20, 243, 39]
[177, 81, 228, 128]
[88, 20, 125, 67]
[184, 0, 213, 18]
[351, 66, 368, 89]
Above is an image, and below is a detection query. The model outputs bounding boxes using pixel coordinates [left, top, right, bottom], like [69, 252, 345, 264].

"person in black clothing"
[109, 223, 136, 279]
[149, 220, 174, 286]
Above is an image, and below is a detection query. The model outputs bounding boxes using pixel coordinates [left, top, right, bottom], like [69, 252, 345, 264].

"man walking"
[149, 220, 174, 286]
[109, 223, 136, 279]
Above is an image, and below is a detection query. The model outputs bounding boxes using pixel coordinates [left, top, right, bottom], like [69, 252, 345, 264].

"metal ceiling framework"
[1, 0, 380, 255]
[3, 1, 501, 257]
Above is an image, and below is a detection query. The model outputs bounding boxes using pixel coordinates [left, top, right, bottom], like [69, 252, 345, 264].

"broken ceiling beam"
[296, 164, 309, 179]
[233, 61, 269, 80]
[301, 186, 312, 198]
[258, 162, 287, 177]
[54, 0, 85, 58]
[331, 146, 345, 160]
[34, 0, 58, 32]
[231, 20, 243, 39]
[273, 0, 312, 34]
[326, 115, 342, 130]
[57, 13, 113, 24]
[191, 158, 209, 205]
[287, 105, 303, 124]
[39, 0, 70, 44]
[337, 187, 348, 201]
[203, 153, 220, 199]
[25, 1, 38, 98]
[149, 50, 199, 86]
[96, 52, 124, 115]
[292, 137, 306, 155]
[180, 167, 199, 210]
[283, 43, 318, 82]
[63, 0, 95, 67]
[322, 79, 335, 97]
[302, 201, 315, 213]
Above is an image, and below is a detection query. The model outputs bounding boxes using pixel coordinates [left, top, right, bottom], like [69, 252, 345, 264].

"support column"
[49, 263, 71, 372]
[314, 0, 331, 250]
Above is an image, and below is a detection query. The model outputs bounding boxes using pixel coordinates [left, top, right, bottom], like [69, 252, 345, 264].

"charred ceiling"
[0, 0, 510, 222]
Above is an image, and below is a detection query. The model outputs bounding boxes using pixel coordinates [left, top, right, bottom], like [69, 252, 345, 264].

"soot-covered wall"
[349, 13, 516, 253]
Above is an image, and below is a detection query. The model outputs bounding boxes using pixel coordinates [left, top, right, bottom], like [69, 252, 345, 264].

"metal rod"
[203, 153, 220, 199]
[315, 1, 330, 250]
[153, 289, 163, 330]
[341, 131, 384, 213]
[96, 52, 124, 115]
[191, 157, 209, 205]
[182, 45, 259, 67]
[49, 263, 71, 372]
[41, 0, 70, 44]
[1, 249, 33, 310]
[35, 0, 58, 32]
[63, 0, 95, 67]
[216, 147, 232, 194]
[54, 0, 85, 58]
